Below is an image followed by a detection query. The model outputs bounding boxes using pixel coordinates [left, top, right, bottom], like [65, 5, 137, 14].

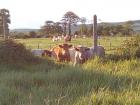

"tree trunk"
[68, 22, 71, 36]
[64, 23, 66, 36]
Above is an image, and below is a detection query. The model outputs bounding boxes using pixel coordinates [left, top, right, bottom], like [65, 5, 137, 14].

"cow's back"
[96, 46, 105, 57]
[69, 48, 76, 63]
[51, 47, 62, 60]
[51, 46, 71, 62]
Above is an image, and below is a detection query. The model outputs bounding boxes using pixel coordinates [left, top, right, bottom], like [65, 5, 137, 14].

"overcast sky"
[0, 0, 140, 29]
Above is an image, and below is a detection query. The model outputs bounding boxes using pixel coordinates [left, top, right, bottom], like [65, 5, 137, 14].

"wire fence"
[18, 36, 131, 54]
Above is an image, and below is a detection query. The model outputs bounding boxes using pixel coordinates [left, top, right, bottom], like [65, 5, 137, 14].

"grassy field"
[15, 36, 131, 53]
[0, 36, 139, 105]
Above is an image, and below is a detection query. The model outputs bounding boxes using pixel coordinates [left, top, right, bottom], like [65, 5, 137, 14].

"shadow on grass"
[0, 59, 139, 105]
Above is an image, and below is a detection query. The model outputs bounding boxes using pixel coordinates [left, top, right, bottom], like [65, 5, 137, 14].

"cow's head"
[59, 43, 72, 61]
[75, 46, 90, 63]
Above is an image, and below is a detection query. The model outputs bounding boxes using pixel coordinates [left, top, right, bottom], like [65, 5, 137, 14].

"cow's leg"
[57, 54, 63, 62]
[56, 54, 61, 62]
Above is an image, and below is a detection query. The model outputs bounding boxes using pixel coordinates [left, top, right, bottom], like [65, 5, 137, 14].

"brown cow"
[51, 43, 72, 62]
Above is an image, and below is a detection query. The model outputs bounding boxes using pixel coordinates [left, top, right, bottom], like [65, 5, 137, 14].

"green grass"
[0, 58, 139, 105]
[15, 36, 131, 53]
[0, 36, 139, 105]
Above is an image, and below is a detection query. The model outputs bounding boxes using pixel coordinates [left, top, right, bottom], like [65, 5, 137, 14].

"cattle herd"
[52, 34, 82, 42]
[31, 43, 105, 66]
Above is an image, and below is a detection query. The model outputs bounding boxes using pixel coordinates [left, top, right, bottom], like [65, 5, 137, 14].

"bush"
[0, 39, 40, 64]
[115, 36, 140, 59]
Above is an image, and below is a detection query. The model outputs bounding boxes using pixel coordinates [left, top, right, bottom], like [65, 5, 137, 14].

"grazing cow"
[51, 43, 72, 62]
[69, 45, 105, 65]
[57, 36, 62, 41]
[69, 46, 92, 65]
[52, 36, 58, 42]
[31, 49, 45, 56]
[64, 35, 71, 42]
[74, 34, 78, 38]
[52, 35, 62, 42]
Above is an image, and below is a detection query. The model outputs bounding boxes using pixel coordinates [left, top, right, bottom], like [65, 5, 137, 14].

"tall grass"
[0, 37, 139, 105]
[0, 57, 139, 105]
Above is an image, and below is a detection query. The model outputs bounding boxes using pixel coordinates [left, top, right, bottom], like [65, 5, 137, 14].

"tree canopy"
[62, 11, 80, 35]
[40, 20, 63, 36]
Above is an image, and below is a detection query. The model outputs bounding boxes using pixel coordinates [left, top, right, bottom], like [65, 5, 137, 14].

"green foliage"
[40, 21, 63, 36]
[62, 11, 80, 35]
[0, 36, 139, 104]
[80, 24, 88, 35]
[0, 57, 139, 105]
[96, 22, 134, 36]
[10, 32, 31, 39]
[0, 39, 40, 64]
[29, 31, 37, 38]
[116, 36, 140, 59]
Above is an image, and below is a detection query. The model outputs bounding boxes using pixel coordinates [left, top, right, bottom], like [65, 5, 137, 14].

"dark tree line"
[9, 10, 134, 39]
[76, 21, 134, 37]
[39, 19, 134, 37]
[96, 21, 134, 36]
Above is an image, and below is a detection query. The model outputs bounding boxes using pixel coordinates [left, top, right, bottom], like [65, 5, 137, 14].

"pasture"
[15, 36, 131, 53]
[0, 36, 140, 105]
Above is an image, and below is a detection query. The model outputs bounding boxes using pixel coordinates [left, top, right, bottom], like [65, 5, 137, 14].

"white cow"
[57, 36, 62, 41]
[69, 45, 105, 66]
[94, 46, 105, 57]
[52, 36, 58, 42]
[69, 46, 93, 65]
[31, 49, 45, 56]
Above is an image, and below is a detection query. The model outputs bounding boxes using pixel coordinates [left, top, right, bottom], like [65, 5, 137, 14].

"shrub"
[0, 39, 40, 64]
[115, 36, 140, 60]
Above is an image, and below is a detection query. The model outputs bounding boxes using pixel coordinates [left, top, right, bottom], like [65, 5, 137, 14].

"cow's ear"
[85, 48, 90, 51]
[59, 45, 63, 48]
[69, 44, 72, 48]
[75, 47, 80, 51]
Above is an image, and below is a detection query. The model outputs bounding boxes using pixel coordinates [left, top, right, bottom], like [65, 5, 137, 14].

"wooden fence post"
[93, 15, 98, 53]
[37, 43, 40, 49]
[110, 42, 112, 50]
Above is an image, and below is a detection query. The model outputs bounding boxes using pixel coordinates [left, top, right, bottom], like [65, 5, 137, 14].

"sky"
[0, 0, 140, 29]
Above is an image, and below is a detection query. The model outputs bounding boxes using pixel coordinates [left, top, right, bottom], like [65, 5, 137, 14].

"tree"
[55, 22, 63, 35]
[29, 31, 37, 38]
[88, 25, 93, 36]
[97, 25, 103, 35]
[122, 21, 134, 35]
[62, 11, 80, 35]
[40, 20, 63, 36]
[0, 8, 10, 39]
[40, 21, 54, 36]
[60, 18, 67, 36]
[80, 17, 87, 35]
[80, 24, 88, 35]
